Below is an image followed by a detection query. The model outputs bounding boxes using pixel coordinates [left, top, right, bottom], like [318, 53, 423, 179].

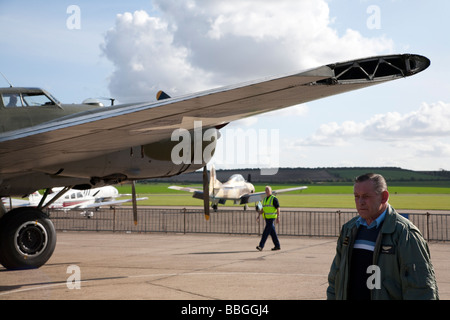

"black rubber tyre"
[0, 207, 56, 270]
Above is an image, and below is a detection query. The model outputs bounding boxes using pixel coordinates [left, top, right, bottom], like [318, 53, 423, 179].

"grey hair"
[354, 173, 388, 194]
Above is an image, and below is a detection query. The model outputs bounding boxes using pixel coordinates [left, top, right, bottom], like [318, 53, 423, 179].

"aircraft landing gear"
[0, 207, 56, 270]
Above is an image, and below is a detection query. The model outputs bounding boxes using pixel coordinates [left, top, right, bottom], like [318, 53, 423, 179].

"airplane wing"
[0, 54, 430, 176]
[64, 197, 148, 210]
[168, 186, 205, 200]
[168, 186, 202, 193]
[2, 196, 148, 209]
[67, 197, 149, 209]
[1, 197, 31, 208]
[240, 186, 308, 204]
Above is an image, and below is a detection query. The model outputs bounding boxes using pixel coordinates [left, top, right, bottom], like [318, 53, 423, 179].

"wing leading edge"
[0, 54, 430, 175]
[240, 186, 308, 205]
[169, 185, 308, 205]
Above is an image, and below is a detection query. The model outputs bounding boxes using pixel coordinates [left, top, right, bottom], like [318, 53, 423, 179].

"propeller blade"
[203, 166, 210, 220]
[131, 180, 138, 225]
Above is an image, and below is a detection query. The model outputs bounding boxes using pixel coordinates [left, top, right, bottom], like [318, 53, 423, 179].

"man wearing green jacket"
[327, 173, 439, 300]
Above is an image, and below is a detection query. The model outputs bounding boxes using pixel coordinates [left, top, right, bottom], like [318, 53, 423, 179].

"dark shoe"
[256, 246, 263, 251]
[271, 247, 281, 251]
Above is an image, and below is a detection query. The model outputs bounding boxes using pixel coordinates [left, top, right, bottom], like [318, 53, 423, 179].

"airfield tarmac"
[1, 231, 449, 301]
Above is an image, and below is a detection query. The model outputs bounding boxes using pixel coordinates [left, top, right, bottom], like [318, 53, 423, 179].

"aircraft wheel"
[0, 207, 56, 270]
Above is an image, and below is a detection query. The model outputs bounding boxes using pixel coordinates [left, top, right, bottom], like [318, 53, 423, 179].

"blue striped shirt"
[348, 209, 387, 299]
[353, 209, 387, 252]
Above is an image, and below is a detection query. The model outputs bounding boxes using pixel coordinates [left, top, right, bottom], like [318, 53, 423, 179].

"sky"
[0, 0, 449, 172]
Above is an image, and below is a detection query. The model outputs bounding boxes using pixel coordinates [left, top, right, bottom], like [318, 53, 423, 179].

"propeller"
[131, 180, 138, 225]
[203, 166, 210, 220]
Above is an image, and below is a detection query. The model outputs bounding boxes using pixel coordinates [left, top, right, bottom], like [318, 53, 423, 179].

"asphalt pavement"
[0, 231, 449, 302]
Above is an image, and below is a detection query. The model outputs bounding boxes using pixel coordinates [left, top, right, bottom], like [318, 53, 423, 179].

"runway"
[1, 231, 449, 302]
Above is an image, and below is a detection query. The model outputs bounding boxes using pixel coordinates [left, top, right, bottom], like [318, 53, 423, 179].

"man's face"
[354, 180, 388, 223]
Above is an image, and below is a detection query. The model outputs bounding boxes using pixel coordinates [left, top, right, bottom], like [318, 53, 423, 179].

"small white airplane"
[169, 166, 307, 214]
[1, 186, 147, 217]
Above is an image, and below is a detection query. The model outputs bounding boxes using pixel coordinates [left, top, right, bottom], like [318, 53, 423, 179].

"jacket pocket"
[401, 262, 437, 299]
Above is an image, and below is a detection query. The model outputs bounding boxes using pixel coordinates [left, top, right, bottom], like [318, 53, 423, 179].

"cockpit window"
[1, 92, 56, 107]
[2, 94, 23, 107]
[22, 93, 55, 106]
[229, 174, 245, 182]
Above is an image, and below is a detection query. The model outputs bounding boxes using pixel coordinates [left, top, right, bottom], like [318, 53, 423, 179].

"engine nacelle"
[36, 127, 219, 184]
[1, 127, 218, 196]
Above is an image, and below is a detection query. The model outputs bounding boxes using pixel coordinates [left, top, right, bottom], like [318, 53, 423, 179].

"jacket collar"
[380, 204, 398, 234]
[356, 208, 387, 229]
[350, 204, 398, 234]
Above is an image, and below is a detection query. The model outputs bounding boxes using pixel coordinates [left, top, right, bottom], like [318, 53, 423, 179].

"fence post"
[337, 210, 341, 236]
[113, 207, 116, 232]
[426, 212, 430, 242]
[183, 207, 186, 234]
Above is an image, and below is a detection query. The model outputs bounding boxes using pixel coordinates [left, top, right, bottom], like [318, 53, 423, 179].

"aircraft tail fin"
[156, 90, 171, 101]
[29, 191, 42, 206]
[209, 165, 222, 195]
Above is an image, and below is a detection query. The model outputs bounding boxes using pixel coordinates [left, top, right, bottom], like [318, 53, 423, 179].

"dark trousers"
[259, 218, 280, 249]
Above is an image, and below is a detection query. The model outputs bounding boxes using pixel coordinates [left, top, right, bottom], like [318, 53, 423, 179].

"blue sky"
[1, 1, 449, 171]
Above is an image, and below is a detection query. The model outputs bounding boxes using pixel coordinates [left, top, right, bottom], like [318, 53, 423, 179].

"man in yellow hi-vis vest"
[256, 186, 281, 251]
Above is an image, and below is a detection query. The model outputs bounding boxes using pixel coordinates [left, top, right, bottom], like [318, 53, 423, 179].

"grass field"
[116, 183, 450, 211]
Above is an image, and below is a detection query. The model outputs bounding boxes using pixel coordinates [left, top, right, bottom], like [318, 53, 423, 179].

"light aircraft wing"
[0, 54, 430, 176]
[1, 197, 30, 208]
[2, 196, 148, 209]
[240, 186, 308, 204]
[168, 186, 201, 193]
[168, 186, 205, 200]
[169, 185, 307, 204]
[79, 197, 148, 209]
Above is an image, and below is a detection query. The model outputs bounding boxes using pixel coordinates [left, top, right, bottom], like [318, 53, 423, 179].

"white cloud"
[101, 0, 394, 103]
[364, 101, 450, 140]
[297, 101, 450, 146]
[101, 10, 214, 102]
[398, 141, 450, 158]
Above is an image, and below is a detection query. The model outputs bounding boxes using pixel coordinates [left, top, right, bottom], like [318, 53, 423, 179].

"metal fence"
[48, 207, 450, 242]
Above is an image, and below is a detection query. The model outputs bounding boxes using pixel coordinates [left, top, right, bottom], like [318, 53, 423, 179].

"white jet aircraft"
[0, 54, 430, 269]
[170, 166, 307, 213]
